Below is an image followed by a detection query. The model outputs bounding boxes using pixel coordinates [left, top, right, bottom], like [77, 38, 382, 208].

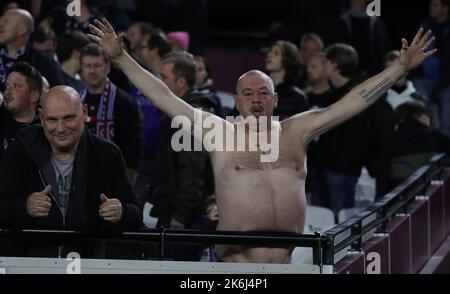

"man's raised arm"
[87, 19, 198, 121]
[296, 28, 436, 145]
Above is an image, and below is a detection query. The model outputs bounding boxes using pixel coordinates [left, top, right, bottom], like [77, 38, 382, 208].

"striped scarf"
[0, 46, 26, 87]
[81, 80, 116, 142]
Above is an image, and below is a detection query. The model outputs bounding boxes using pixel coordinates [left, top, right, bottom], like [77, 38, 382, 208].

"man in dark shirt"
[0, 8, 64, 89]
[80, 43, 142, 184]
[0, 61, 42, 161]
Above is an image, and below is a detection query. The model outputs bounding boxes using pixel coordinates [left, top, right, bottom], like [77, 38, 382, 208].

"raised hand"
[27, 185, 52, 218]
[99, 193, 123, 223]
[398, 28, 437, 72]
[87, 18, 125, 59]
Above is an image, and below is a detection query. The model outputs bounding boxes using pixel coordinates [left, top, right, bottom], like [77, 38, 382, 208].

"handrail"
[0, 228, 324, 265]
[322, 153, 449, 266]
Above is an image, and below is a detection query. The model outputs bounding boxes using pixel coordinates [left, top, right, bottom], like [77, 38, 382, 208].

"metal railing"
[321, 154, 450, 266]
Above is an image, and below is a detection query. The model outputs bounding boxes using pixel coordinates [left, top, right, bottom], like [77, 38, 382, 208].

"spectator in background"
[412, 0, 450, 136]
[0, 62, 42, 161]
[389, 101, 450, 189]
[304, 53, 332, 193]
[333, 0, 390, 78]
[265, 40, 309, 120]
[80, 43, 142, 184]
[367, 50, 428, 199]
[32, 26, 57, 62]
[149, 52, 216, 252]
[194, 56, 225, 118]
[130, 28, 171, 196]
[298, 33, 325, 88]
[56, 30, 90, 94]
[309, 44, 368, 218]
[0, 8, 64, 89]
[125, 21, 153, 63]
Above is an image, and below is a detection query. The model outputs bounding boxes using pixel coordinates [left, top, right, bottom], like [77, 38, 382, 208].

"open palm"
[398, 28, 437, 71]
[87, 19, 124, 59]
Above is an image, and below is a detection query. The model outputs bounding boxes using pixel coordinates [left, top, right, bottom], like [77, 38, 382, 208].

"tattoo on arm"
[359, 77, 394, 104]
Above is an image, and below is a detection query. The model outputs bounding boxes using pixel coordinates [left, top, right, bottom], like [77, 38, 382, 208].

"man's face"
[265, 45, 283, 72]
[307, 56, 328, 84]
[40, 95, 86, 154]
[0, 10, 21, 45]
[235, 75, 278, 119]
[33, 39, 56, 58]
[3, 72, 35, 116]
[430, 0, 448, 19]
[300, 41, 322, 65]
[161, 62, 182, 96]
[81, 55, 110, 89]
[126, 25, 143, 52]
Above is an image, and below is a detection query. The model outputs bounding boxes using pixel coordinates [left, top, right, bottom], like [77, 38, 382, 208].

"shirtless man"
[88, 19, 436, 263]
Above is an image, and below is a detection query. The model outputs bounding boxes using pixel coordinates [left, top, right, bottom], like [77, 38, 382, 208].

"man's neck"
[52, 145, 78, 161]
[61, 60, 79, 78]
[270, 70, 285, 86]
[311, 79, 330, 95]
[6, 39, 27, 56]
[87, 80, 107, 94]
[330, 74, 350, 89]
[13, 107, 36, 124]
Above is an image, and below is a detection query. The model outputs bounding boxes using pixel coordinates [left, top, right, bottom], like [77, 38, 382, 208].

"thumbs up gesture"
[99, 193, 123, 223]
[26, 185, 52, 218]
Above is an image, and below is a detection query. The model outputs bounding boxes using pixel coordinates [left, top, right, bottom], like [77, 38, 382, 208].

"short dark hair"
[163, 52, 196, 88]
[194, 55, 212, 79]
[325, 43, 359, 78]
[395, 101, 430, 124]
[32, 26, 55, 43]
[7, 62, 43, 96]
[300, 33, 324, 50]
[80, 43, 109, 63]
[147, 29, 171, 58]
[57, 30, 91, 63]
[130, 22, 154, 36]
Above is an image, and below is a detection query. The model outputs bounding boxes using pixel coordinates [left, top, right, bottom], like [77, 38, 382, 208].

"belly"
[216, 168, 306, 234]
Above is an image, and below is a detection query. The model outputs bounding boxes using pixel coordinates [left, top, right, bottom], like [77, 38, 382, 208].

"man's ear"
[273, 92, 278, 107]
[30, 90, 40, 104]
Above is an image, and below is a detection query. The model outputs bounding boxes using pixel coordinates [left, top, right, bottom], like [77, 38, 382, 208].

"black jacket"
[0, 126, 142, 257]
[149, 90, 216, 227]
[274, 81, 309, 121]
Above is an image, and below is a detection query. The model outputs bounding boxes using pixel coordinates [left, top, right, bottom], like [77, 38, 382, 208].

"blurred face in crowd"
[161, 61, 184, 97]
[265, 45, 283, 73]
[299, 40, 322, 65]
[127, 24, 147, 52]
[235, 72, 278, 119]
[307, 55, 328, 85]
[81, 54, 110, 91]
[3, 72, 38, 116]
[40, 86, 87, 155]
[195, 59, 208, 87]
[33, 39, 56, 58]
[430, 0, 449, 21]
[0, 9, 23, 45]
